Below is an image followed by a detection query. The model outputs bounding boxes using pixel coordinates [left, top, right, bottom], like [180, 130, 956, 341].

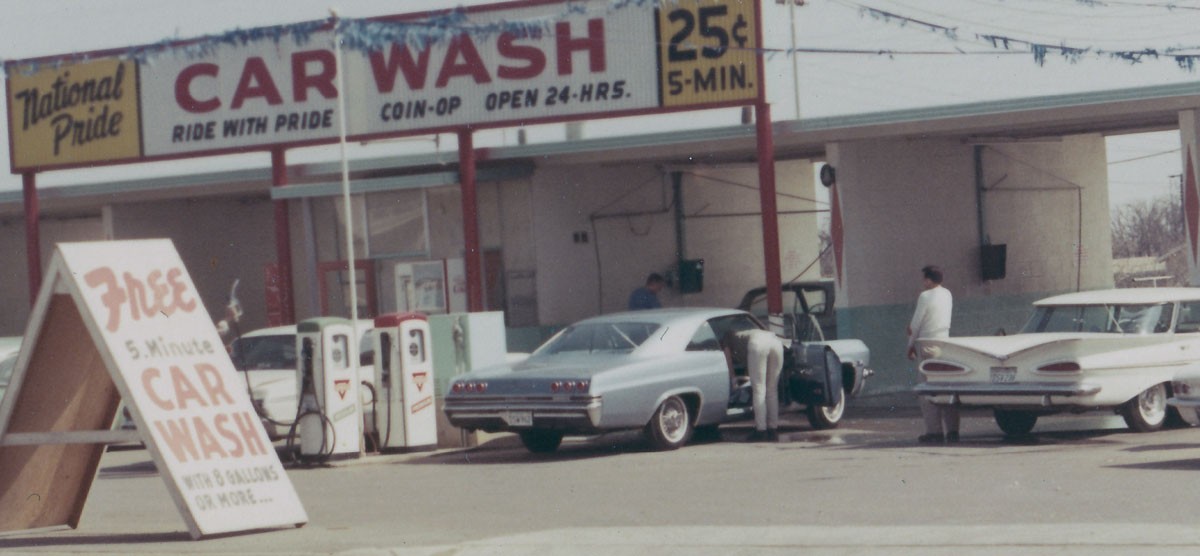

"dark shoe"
[917, 433, 944, 444]
[945, 431, 960, 443]
[766, 429, 780, 442]
[746, 430, 768, 443]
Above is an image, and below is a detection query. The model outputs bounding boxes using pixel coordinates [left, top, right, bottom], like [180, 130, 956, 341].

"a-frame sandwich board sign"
[0, 240, 307, 539]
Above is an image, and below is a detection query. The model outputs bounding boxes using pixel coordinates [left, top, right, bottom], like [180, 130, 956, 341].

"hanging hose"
[360, 380, 379, 453]
[382, 380, 393, 450]
[285, 408, 335, 467]
[284, 339, 335, 467]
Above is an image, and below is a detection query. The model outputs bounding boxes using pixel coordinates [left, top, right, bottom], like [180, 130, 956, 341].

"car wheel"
[994, 409, 1038, 436]
[1121, 382, 1168, 432]
[518, 429, 564, 453]
[644, 395, 693, 451]
[806, 387, 845, 430]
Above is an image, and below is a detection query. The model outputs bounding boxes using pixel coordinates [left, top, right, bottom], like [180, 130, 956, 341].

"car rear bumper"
[1167, 396, 1200, 409]
[913, 382, 1102, 407]
[443, 395, 603, 433]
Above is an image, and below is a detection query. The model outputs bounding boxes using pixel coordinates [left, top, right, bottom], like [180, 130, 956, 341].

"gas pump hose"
[381, 382, 393, 449]
[285, 409, 335, 466]
[285, 376, 336, 466]
[360, 380, 380, 453]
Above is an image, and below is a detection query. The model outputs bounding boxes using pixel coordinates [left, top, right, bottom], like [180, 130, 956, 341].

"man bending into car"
[725, 328, 784, 442]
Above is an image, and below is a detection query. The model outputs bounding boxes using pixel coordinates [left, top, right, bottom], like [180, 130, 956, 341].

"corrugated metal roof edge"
[3, 80, 1199, 206]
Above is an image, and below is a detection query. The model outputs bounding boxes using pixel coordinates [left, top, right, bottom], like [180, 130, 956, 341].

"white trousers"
[917, 343, 959, 434]
[746, 330, 784, 431]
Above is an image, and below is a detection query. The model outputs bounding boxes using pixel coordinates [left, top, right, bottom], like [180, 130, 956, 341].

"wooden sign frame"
[0, 240, 307, 539]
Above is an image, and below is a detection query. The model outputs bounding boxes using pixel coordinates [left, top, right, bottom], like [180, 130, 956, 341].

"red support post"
[755, 102, 783, 318]
[23, 172, 41, 306]
[271, 148, 296, 324]
[458, 129, 484, 312]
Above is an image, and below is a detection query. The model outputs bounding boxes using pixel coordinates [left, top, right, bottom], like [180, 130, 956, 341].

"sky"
[3, 0, 1199, 208]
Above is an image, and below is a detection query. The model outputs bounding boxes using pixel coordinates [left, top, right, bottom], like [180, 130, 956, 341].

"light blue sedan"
[443, 308, 865, 453]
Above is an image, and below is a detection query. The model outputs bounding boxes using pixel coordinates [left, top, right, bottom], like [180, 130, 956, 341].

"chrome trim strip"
[913, 382, 1101, 397]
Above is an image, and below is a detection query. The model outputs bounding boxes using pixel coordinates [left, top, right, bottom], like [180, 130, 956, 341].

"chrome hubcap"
[659, 398, 687, 442]
[821, 390, 846, 421]
[1139, 384, 1167, 424]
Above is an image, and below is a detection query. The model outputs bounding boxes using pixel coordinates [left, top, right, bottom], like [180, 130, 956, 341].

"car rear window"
[1021, 303, 1174, 334]
[534, 322, 662, 355]
[231, 334, 297, 370]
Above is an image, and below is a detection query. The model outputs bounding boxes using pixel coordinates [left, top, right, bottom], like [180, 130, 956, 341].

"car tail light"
[1038, 362, 1081, 372]
[551, 380, 588, 393]
[922, 362, 965, 372]
[1175, 382, 1191, 395]
[453, 381, 487, 393]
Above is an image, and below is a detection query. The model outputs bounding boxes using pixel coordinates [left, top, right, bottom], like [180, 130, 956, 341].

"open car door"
[784, 344, 842, 407]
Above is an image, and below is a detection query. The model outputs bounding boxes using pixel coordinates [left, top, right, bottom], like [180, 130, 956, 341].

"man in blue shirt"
[628, 273, 665, 310]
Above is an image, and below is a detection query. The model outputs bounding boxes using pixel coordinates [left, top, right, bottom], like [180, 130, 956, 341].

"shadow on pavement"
[1121, 442, 1200, 453]
[834, 428, 1130, 451]
[98, 460, 159, 480]
[1106, 457, 1200, 471]
[0, 532, 189, 548]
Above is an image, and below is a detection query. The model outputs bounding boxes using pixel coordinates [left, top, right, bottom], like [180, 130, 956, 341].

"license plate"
[990, 366, 1017, 384]
[503, 411, 533, 427]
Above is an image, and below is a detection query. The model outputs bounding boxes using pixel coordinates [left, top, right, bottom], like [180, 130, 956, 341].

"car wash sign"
[6, 0, 760, 172]
[60, 240, 306, 537]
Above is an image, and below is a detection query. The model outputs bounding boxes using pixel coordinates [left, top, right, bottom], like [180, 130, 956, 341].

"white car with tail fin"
[914, 288, 1200, 436]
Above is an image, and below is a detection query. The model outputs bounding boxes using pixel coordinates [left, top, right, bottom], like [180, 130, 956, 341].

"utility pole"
[777, 0, 804, 119]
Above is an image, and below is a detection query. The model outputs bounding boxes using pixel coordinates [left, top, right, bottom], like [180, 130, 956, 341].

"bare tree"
[1111, 195, 1185, 259]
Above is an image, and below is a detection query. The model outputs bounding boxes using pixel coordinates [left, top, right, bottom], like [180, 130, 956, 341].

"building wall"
[0, 213, 106, 335]
[829, 134, 1113, 399]
[531, 159, 822, 326]
[0, 133, 1112, 409]
[478, 178, 539, 327]
[679, 164, 822, 307]
[108, 196, 277, 333]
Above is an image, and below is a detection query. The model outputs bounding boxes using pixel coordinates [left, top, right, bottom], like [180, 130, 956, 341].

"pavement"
[3, 402, 1199, 555]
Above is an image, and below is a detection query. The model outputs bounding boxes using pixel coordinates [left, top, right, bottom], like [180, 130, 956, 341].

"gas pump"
[293, 317, 362, 461]
[372, 313, 437, 451]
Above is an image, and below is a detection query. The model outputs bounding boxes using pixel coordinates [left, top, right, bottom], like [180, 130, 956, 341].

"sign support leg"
[23, 172, 41, 307]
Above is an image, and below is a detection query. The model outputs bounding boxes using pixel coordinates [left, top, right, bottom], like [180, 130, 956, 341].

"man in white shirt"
[907, 265, 957, 443]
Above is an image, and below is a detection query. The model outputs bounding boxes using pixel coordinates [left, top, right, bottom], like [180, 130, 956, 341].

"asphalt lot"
[4, 403, 1200, 555]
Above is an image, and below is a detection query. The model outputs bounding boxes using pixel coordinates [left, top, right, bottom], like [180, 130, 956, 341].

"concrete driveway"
[3, 405, 1200, 555]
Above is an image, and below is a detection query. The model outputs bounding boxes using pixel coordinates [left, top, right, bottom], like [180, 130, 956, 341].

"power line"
[831, 0, 1200, 69]
[1109, 148, 1181, 164]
